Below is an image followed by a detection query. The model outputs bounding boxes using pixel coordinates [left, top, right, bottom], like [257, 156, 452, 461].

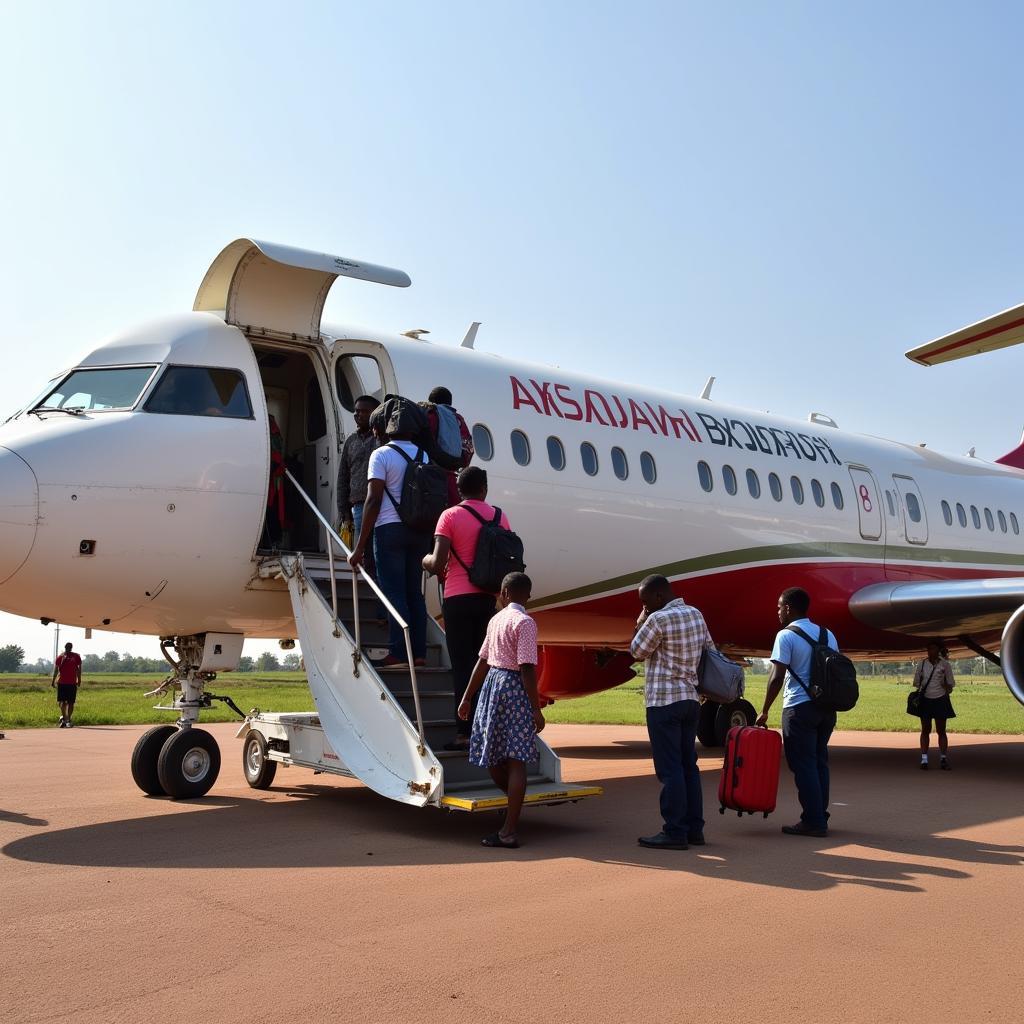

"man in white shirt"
[756, 586, 839, 838]
[349, 410, 430, 669]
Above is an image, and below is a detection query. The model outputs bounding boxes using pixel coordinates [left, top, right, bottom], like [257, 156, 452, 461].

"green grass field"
[2, 670, 1021, 733]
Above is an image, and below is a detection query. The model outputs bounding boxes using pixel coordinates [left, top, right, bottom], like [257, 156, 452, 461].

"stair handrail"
[282, 469, 427, 753]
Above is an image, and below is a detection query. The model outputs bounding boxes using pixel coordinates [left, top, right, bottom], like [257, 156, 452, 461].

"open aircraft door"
[193, 240, 411, 543]
[847, 465, 883, 541]
[892, 474, 928, 545]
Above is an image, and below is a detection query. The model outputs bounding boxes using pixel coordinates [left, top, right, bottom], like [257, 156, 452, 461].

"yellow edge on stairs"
[441, 785, 603, 812]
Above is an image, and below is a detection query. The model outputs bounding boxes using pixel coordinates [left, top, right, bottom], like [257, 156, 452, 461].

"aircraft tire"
[130, 725, 177, 796]
[157, 728, 221, 799]
[242, 730, 277, 789]
[714, 699, 757, 746]
[697, 701, 720, 747]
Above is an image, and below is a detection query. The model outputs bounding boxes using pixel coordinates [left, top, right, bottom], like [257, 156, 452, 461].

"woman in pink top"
[423, 467, 511, 749]
[458, 572, 545, 848]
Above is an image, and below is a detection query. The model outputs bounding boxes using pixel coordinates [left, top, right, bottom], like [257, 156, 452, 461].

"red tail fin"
[996, 433, 1024, 470]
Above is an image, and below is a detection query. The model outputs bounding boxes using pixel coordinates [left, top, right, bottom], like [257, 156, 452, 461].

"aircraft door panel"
[847, 466, 883, 541]
[893, 474, 928, 545]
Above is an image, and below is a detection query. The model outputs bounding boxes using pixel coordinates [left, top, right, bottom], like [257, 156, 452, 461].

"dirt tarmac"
[2, 722, 1022, 1024]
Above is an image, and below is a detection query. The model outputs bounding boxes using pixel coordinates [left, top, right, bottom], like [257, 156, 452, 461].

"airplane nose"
[0, 446, 39, 584]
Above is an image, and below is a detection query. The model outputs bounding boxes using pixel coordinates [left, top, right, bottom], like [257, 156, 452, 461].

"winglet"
[907, 300, 1024, 366]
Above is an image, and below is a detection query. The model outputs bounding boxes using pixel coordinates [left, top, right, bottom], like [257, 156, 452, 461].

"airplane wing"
[906, 300, 1024, 366]
[849, 577, 1024, 634]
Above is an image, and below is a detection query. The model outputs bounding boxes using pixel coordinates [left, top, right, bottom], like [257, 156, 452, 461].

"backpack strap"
[381, 443, 426, 511]
[784, 624, 828, 698]
[448, 504, 502, 574]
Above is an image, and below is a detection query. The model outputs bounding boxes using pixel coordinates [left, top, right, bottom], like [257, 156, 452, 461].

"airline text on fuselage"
[509, 376, 842, 464]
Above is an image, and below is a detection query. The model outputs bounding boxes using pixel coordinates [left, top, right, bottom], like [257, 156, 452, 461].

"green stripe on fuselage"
[531, 541, 1024, 610]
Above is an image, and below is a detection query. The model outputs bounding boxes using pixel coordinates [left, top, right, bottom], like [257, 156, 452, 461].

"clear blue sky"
[2, 1, 1023, 660]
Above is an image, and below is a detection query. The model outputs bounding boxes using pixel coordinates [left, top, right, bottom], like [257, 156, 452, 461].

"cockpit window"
[36, 366, 157, 412]
[145, 366, 253, 419]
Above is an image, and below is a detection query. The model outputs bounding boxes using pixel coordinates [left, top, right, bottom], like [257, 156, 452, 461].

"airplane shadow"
[4, 738, 1023, 892]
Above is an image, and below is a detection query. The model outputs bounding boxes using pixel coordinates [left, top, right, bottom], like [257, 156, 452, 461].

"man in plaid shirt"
[630, 574, 714, 850]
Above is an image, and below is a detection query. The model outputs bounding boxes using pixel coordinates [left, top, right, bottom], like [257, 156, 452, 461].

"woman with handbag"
[908, 641, 956, 770]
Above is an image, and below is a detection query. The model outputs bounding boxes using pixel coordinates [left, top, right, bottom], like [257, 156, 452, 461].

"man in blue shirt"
[756, 587, 838, 837]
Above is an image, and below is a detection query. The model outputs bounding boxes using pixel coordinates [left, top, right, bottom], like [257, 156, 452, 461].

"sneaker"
[919, 760, 929, 770]
[638, 832, 688, 850]
[371, 655, 409, 671]
[687, 833, 707, 846]
[65, 720, 73, 728]
[940, 758, 951, 771]
[58, 718, 66, 728]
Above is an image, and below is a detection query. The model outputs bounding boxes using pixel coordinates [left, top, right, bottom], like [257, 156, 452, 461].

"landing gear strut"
[129, 636, 224, 799]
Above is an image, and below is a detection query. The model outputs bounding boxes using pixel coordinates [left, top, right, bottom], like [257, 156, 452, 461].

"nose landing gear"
[129, 636, 238, 799]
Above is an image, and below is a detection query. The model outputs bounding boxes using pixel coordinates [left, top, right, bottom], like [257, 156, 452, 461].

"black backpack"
[787, 625, 859, 712]
[450, 504, 526, 593]
[382, 444, 450, 535]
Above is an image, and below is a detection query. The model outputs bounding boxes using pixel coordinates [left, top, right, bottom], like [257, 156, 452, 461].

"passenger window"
[611, 446, 629, 480]
[38, 365, 156, 412]
[472, 423, 494, 461]
[723, 465, 737, 496]
[511, 430, 531, 466]
[984, 507, 995, 531]
[580, 442, 599, 476]
[334, 354, 384, 412]
[811, 479, 825, 508]
[698, 461, 713, 492]
[747, 469, 761, 499]
[885, 490, 896, 517]
[145, 366, 252, 418]
[768, 472, 783, 502]
[1012, 513, 1020, 535]
[547, 436, 566, 471]
[830, 482, 844, 510]
[905, 492, 922, 523]
[970, 505, 981, 529]
[791, 476, 804, 505]
[640, 451, 657, 484]
[999, 510, 1008, 533]
[956, 503, 967, 528]
[941, 500, 953, 526]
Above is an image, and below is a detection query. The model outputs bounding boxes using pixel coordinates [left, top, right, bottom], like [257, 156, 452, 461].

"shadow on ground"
[4, 738, 1023, 893]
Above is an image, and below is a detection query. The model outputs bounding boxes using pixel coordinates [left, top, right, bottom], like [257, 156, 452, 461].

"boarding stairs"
[247, 473, 600, 812]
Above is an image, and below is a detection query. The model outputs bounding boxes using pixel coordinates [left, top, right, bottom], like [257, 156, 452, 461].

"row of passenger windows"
[697, 460, 845, 510]
[940, 499, 1019, 535]
[471, 424, 658, 484]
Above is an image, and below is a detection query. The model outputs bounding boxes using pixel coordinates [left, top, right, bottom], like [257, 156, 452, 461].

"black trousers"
[443, 592, 497, 737]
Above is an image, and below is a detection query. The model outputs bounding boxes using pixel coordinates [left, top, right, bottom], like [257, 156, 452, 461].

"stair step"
[440, 781, 603, 812]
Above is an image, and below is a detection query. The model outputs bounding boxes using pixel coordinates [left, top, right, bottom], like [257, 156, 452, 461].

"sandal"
[481, 832, 520, 849]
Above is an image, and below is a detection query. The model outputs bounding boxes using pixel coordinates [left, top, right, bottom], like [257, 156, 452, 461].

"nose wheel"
[130, 726, 221, 799]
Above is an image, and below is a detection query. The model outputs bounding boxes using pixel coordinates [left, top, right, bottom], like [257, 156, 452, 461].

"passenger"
[630, 574, 713, 850]
[459, 572, 544, 848]
[422, 386, 474, 506]
[757, 586, 838, 837]
[422, 466, 510, 750]
[51, 642, 82, 728]
[348, 402, 429, 669]
[336, 394, 380, 543]
[910, 640, 956, 770]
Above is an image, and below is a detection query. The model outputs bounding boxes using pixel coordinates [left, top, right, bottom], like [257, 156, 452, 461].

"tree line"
[0, 645, 303, 674]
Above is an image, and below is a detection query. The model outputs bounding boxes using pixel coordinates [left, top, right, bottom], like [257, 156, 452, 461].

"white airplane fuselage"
[2, 243, 1024, 703]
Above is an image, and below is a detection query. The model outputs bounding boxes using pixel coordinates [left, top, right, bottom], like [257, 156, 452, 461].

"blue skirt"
[469, 667, 538, 767]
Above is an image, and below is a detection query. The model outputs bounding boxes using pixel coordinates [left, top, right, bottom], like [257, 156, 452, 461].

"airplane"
[1, 238, 1023, 806]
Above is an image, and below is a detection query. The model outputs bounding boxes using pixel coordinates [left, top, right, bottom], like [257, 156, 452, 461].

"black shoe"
[638, 832, 688, 850]
[781, 823, 828, 838]
[687, 833, 706, 846]
[919, 760, 929, 770]
[940, 758, 951, 771]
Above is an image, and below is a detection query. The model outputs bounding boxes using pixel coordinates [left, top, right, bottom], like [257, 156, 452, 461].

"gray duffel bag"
[697, 647, 745, 704]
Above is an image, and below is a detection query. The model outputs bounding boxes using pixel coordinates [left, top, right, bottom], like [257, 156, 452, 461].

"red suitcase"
[718, 725, 782, 818]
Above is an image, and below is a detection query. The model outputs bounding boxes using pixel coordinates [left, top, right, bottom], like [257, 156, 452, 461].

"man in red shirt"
[422, 467, 511, 750]
[51, 642, 83, 728]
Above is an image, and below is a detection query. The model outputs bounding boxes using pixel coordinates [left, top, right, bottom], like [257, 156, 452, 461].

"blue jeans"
[782, 701, 836, 830]
[351, 502, 364, 537]
[645, 699, 704, 839]
[373, 522, 429, 660]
